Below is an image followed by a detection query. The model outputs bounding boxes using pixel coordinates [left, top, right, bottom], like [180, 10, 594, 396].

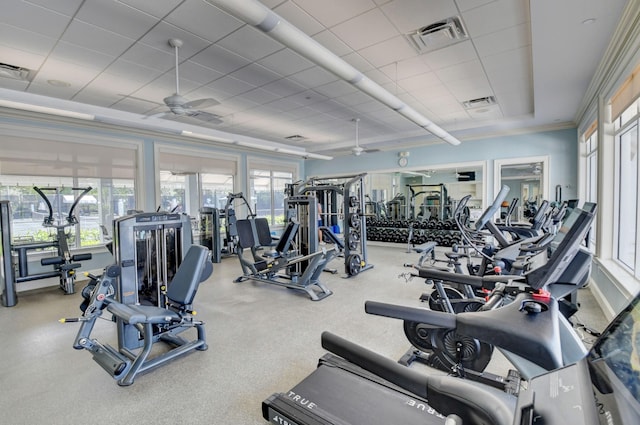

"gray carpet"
[0, 244, 608, 424]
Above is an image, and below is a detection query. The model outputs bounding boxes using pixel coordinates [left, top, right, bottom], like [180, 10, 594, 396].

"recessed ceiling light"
[47, 79, 71, 87]
[582, 18, 596, 25]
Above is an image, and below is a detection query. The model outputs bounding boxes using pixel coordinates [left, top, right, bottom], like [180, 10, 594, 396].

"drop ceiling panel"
[294, 0, 377, 28]
[164, 1, 243, 43]
[75, 1, 158, 40]
[331, 9, 399, 51]
[358, 36, 418, 68]
[118, 0, 182, 18]
[0, 24, 57, 60]
[258, 49, 315, 77]
[1, 1, 70, 38]
[274, 1, 325, 36]
[61, 20, 134, 57]
[461, 0, 528, 37]
[473, 23, 530, 58]
[0, 0, 629, 157]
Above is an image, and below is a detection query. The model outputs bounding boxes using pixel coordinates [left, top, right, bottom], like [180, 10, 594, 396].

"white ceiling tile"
[341, 52, 375, 73]
[217, 26, 283, 62]
[289, 67, 338, 88]
[0, 23, 57, 58]
[274, 2, 325, 36]
[61, 20, 134, 57]
[87, 72, 156, 100]
[138, 23, 212, 56]
[454, 0, 497, 12]
[207, 75, 255, 98]
[75, 0, 158, 40]
[422, 40, 478, 70]
[334, 90, 373, 106]
[461, 0, 528, 38]
[27, 81, 78, 100]
[178, 61, 225, 85]
[313, 80, 358, 98]
[331, 9, 398, 51]
[165, 1, 243, 43]
[237, 87, 281, 105]
[293, 0, 377, 28]
[313, 30, 353, 57]
[379, 56, 432, 81]
[493, 91, 532, 117]
[265, 97, 304, 112]
[191, 45, 251, 75]
[258, 49, 315, 77]
[1, 1, 70, 38]
[467, 104, 503, 120]
[120, 44, 174, 73]
[230, 63, 281, 87]
[358, 36, 416, 67]
[398, 72, 443, 92]
[73, 89, 123, 108]
[117, 0, 182, 18]
[287, 90, 329, 106]
[261, 78, 307, 97]
[105, 58, 163, 82]
[482, 46, 531, 81]
[31, 59, 100, 89]
[445, 76, 493, 101]
[381, 0, 458, 32]
[434, 59, 485, 83]
[50, 41, 115, 69]
[0, 42, 48, 71]
[474, 23, 530, 58]
[0, 78, 28, 91]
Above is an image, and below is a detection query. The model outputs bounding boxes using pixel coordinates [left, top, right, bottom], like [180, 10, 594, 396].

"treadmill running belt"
[263, 354, 447, 425]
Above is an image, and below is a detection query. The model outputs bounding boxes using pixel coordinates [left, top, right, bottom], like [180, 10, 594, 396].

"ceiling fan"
[147, 38, 222, 124]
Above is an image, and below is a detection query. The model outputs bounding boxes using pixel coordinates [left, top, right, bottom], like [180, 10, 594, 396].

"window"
[249, 167, 295, 226]
[0, 176, 135, 247]
[584, 124, 598, 253]
[0, 127, 139, 249]
[613, 99, 640, 276]
[156, 145, 237, 217]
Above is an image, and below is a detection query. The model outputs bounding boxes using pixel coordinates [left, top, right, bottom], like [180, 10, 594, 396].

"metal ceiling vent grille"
[0, 63, 35, 81]
[463, 96, 497, 109]
[406, 17, 468, 53]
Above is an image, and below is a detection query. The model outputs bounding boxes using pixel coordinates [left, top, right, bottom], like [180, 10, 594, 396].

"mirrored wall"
[363, 161, 486, 222]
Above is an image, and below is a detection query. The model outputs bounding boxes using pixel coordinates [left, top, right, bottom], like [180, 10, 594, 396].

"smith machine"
[295, 173, 373, 277]
[1, 187, 93, 307]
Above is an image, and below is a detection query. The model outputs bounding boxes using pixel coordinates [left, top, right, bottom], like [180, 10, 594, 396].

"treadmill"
[264, 292, 640, 425]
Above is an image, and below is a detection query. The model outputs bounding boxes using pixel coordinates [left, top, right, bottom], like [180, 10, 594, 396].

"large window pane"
[250, 169, 293, 226]
[617, 124, 638, 269]
[202, 173, 234, 209]
[159, 170, 187, 213]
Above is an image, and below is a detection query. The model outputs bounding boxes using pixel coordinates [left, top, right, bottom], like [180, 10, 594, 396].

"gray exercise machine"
[63, 244, 212, 386]
[234, 215, 336, 301]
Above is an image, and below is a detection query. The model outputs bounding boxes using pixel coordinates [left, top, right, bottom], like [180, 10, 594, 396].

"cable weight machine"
[296, 173, 373, 277]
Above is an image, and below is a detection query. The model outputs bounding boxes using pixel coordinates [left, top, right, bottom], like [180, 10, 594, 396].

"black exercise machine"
[63, 244, 212, 386]
[263, 252, 639, 425]
[234, 218, 336, 301]
[370, 205, 596, 380]
[0, 187, 93, 306]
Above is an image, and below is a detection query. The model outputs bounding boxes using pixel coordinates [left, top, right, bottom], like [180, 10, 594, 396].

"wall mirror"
[363, 161, 486, 222]
[494, 156, 549, 223]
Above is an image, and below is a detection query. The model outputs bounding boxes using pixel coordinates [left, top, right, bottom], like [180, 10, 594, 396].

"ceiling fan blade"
[184, 110, 224, 125]
[184, 98, 220, 109]
[143, 111, 171, 120]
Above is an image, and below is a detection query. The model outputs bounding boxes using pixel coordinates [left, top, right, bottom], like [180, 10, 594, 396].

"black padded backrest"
[275, 221, 299, 253]
[236, 219, 256, 249]
[530, 200, 549, 230]
[166, 245, 210, 306]
[254, 217, 274, 246]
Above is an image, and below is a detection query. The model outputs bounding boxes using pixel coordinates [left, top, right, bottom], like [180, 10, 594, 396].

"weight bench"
[68, 244, 212, 386]
[234, 218, 335, 301]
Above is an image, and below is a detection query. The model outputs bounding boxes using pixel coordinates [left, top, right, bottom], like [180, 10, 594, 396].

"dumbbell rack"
[365, 217, 463, 247]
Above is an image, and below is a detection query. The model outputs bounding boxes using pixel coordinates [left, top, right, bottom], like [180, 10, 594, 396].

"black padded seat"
[108, 303, 180, 325]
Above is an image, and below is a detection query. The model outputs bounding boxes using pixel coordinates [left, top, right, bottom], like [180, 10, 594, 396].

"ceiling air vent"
[463, 96, 497, 109]
[0, 63, 35, 82]
[406, 16, 468, 54]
